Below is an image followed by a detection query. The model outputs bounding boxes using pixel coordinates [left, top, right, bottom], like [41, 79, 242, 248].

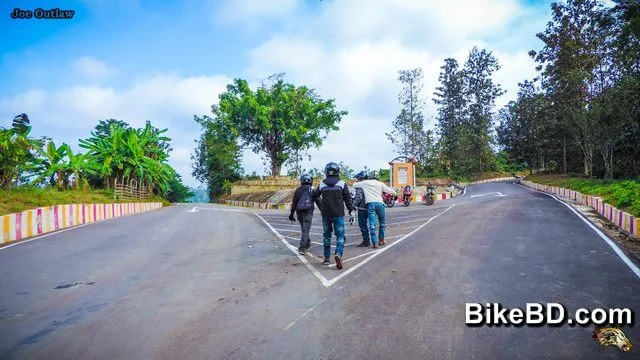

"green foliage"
[214, 74, 347, 176]
[192, 115, 243, 200]
[527, 174, 640, 217]
[0, 114, 43, 189]
[165, 174, 195, 203]
[337, 161, 355, 181]
[79, 121, 175, 195]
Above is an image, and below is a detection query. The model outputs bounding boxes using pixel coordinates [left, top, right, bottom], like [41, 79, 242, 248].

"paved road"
[1, 181, 638, 359]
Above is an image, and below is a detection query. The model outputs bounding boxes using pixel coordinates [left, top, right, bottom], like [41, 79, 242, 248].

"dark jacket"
[290, 184, 320, 215]
[354, 187, 367, 211]
[312, 176, 354, 218]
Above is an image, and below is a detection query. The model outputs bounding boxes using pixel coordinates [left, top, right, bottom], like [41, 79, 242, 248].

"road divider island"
[1, 202, 163, 245]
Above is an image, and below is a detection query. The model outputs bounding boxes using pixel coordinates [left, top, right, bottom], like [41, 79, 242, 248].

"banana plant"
[59, 145, 100, 189]
[31, 140, 69, 187]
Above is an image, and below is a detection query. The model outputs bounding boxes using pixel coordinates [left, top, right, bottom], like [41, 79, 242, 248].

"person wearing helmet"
[352, 170, 396, 248]
[312, 162, 355, 269]
[289, 173, 320, 255]
[353, 170, 371, 247]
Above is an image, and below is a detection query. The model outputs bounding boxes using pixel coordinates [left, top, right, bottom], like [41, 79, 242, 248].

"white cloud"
[0, 70, 232, 187]
[240, 0, 548, 176]
[73, 56, 118, 80]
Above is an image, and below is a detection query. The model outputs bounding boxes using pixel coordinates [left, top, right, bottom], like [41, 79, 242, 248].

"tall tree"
[192, 114, 243, 200]
[215, 74, 347, 176]
[462, 47, 505, 174]
[433, 58, 466, 173]
[530, 0, 609, 177]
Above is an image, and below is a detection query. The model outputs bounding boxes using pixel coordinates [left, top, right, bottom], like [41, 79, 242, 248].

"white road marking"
[187, 207, 199, 212]
[188, 206, 247, 213]
[513, 182, 640, 279]
[255, 213, 331, 286]
[328, 250, 377, 267]
[470, 192, 507, 198]
[323, 204, 457, 287]
[283, 297, 328, 331]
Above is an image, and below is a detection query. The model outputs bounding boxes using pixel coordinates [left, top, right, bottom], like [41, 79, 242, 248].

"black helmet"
[300, 173, 312, 185]
[324, 162, 340, 176]
[354, 169, 369, 180]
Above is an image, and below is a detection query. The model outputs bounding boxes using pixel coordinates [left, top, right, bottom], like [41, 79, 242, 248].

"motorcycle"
[424, 184, 436, 206]
[402, 185, 413, 207]
[382, 191, 398, 207]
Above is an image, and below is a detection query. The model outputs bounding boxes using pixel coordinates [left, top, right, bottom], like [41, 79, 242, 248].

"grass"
[0, 187, 169, 216]
[525, 173, 640, 218]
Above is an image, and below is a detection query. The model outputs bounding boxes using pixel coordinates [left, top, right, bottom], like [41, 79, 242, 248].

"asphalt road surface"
[1, 181, 639, 359]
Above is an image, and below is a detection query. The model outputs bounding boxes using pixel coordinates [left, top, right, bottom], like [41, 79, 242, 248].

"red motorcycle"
[382, 191, 398, 207]
[402, 185, 413, 207]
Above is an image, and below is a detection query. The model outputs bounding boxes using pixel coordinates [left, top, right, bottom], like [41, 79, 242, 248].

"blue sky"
[1, 0, 555, 187]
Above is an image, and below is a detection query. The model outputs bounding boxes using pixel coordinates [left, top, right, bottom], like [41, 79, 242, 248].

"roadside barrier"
[420, 177, 516, 204]
[1, 202, 163, 245]
[521, 180, 639, 239]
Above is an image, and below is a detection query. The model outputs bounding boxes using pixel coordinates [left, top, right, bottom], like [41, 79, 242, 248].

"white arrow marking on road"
[470, 192, 507, 198]
[187, 207, 199, 212]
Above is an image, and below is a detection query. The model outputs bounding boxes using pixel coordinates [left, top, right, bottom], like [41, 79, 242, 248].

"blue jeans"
[322, 216, 345, 257]
[367, 202, 386, 245]
[357, 209, 370, 244]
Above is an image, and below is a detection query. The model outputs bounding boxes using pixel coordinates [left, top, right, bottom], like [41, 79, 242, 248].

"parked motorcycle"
[402, 185, 413, 207]
[424, 183, 436, 206]
[382, 191, 398, 207]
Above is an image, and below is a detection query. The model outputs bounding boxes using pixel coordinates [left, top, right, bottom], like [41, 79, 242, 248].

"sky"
[0, 0, 554, 188]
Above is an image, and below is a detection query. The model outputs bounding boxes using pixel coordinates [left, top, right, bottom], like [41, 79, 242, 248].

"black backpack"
[296, 186, 314, 210]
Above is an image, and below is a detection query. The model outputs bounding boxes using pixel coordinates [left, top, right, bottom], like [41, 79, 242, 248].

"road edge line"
[513, 182, 640, 279]
[254, 213, 331, 286]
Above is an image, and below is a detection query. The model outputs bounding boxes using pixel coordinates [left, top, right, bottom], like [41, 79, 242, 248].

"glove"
[289, 214, 296, 222]
[349, 213, 355, 225]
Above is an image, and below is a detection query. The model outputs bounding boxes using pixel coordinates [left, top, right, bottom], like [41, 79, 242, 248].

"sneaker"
[322, 257, 331, 265]
[357, 242, 370, 247]
[379, 239, 386, 246]
[335, 254, 343, 269]
[372, 244, 379, 249]
[299, 248, 306, 255]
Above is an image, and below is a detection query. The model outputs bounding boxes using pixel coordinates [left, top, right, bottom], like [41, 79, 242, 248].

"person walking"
[289, 173, 319, 255]
[352, 172, 396, 249]
[312, 162, 355, 269]
[353, 170, 371, 247]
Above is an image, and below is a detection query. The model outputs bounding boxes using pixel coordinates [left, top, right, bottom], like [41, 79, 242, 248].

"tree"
[462, 47, 505, 174]
[0, 114, 42, 189]
[192, 114, 243, 200]
[387, 68, 431, 171]
[433, 58, 466, 174]
[215, 74, 347, 176]
[165, 174, 195, 203]
[31, 140, 69, 188]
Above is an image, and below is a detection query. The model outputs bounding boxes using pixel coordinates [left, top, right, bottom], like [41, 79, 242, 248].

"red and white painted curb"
[1, 202, 163, 244]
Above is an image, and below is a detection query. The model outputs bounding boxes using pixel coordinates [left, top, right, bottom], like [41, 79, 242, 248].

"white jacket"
[352, 179, 396, 204]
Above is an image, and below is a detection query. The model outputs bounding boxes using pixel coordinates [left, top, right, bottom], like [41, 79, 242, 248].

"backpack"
[354, 188, 366, 209]
[296, 186, 314, 210]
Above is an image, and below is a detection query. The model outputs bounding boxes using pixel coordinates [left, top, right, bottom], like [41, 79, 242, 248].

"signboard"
[390, 161, 415, 188]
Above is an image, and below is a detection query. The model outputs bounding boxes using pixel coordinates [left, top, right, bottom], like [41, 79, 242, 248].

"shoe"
[322, 257, 331, 265]
[335, 254, 343, 269]
[299, 248, 306, 255]
[379, 239, 386, 246]
[372, 244, 379, 249]
[357, 242, 370, 247]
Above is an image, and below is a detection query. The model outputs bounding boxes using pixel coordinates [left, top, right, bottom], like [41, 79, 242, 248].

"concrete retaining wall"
[1, 202, 163, 245]
[521, 180, 639, 239]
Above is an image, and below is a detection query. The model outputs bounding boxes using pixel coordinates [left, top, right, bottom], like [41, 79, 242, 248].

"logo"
[10, 8, 75, 20]
[593, 326, 632, 352]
